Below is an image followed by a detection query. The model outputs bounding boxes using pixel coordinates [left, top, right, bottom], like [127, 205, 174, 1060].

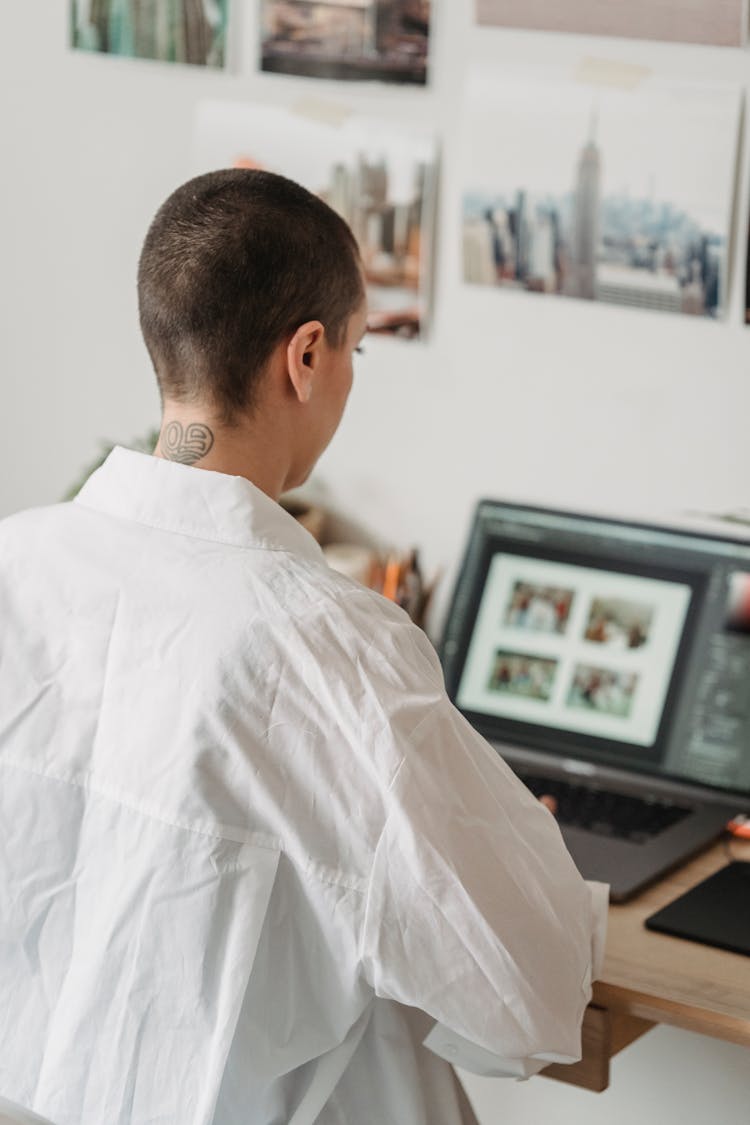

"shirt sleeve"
[359, 666, 608, 1077]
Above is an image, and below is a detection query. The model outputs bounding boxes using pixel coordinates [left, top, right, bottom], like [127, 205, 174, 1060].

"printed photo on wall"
[260, 1, 431, 84]
[70, 0, 228, 67]
[462, 71, 741, 319]
[474, 0, 746, 48]
[192, 99, 438, 338]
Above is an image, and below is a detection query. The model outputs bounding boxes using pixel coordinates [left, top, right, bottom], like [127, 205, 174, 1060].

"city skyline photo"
[192, 99, 438, 338]
[462, 73, 741, 318]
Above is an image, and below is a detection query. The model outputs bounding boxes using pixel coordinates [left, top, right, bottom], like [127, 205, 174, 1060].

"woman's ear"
[286, 321, 325, 404]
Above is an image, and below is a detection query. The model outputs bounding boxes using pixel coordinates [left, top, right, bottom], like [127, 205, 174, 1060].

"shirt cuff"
[423, 1023, 575, 1079]
[424, 879, 609, 1080]
[587, 880, 609, 981]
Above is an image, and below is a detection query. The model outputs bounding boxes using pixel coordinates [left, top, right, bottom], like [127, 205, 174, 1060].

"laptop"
[440, 499, 750, 901]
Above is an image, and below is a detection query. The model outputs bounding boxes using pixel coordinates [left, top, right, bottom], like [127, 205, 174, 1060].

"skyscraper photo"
[462, 72, 740, 319]
[192, 99, 438, 337]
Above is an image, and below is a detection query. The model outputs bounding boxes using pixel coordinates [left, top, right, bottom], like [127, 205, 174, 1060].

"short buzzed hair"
[137, 169, 365, 423]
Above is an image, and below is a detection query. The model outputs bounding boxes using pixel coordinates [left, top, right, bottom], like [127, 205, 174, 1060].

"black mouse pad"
[645, 861, 750, 957]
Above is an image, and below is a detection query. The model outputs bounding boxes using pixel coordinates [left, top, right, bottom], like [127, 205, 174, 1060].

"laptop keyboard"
[517, 772, 693, 843]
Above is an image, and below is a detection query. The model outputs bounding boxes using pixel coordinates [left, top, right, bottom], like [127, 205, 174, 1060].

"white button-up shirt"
[0, 448, 606, 1125]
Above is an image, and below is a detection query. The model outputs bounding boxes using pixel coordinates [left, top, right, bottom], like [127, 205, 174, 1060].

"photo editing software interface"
[442, 502, 750, 797]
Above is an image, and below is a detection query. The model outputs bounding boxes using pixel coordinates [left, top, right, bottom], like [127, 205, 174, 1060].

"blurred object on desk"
[323, 543, 378, 587]
[281, 484, 437, 628]
[324, 542, 436, 628]
[377, 547, 436, 628]
[280, 496, 327, 542]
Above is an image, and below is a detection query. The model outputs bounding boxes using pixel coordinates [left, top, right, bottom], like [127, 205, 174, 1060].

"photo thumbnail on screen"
[503, 581, 575, 635]
[487, 650, 558, 702]
[584, 597, 653, 650]
[567, 664, 638, 719]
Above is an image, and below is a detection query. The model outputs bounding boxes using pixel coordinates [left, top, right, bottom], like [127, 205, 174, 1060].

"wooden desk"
[542, 836, 750, 1092]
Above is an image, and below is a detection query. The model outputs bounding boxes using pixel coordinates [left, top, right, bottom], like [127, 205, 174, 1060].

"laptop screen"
[441, 501, 750, 799]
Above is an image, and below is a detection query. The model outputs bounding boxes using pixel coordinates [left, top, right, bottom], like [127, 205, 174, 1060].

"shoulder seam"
[0, 757, 371, 893]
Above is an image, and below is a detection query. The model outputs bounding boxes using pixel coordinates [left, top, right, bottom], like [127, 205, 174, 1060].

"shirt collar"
[74, 446, 325, 562]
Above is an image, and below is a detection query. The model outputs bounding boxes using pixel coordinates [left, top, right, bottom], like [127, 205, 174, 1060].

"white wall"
[1, 3, 749, 1120]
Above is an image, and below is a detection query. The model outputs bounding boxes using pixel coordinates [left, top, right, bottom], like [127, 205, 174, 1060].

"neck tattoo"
[161, 421, 215, 465]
